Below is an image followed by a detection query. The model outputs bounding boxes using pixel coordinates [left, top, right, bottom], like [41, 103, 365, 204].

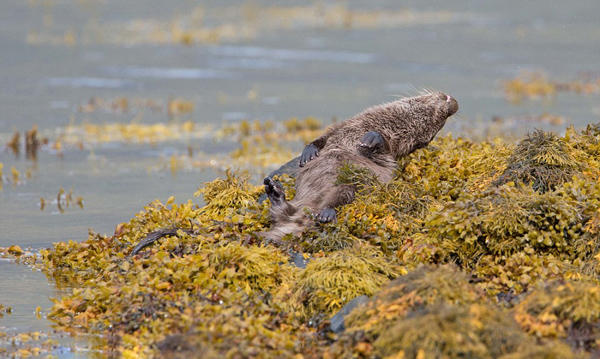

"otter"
[129, 91, 458, 256]
[262, 91, 458, 243]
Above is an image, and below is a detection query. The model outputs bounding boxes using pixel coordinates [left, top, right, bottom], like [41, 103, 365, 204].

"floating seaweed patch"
[60, 119, 201, 146]
[0, 164, 32, 190]
[39, 187, 84, 212]
[76, 96, 195, 118]
[78, 96, 167, 114]
[25, 125, 40, 161]
[0, 303, 12, 318]
[158, 117, 324, 175]
[492, 113, 567, 126]
[167, 98, 195, 117]
[215, 117, 323, 145]
[25, 3, 472, 47]
[78, 96, 129, 114]
[3, 125, 49, 160]
[50, 116, 324, 177]
[0, 330, 54, 358]
[504, 71, 600, 104]
[6, 131, 20, 155]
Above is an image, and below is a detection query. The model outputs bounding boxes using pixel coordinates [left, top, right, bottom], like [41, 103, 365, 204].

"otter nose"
[446, 94, 459, 116]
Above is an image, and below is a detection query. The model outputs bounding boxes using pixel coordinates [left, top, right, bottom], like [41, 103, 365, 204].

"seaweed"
[333, 265, 576, 359]
[494, 129, 581, 192]
[503, 71, 600, 103]
[515, 279, 600, 352]
[287, 245, 402, 320]
[194, 168, 263, 220]
[9, 121, 600, 357]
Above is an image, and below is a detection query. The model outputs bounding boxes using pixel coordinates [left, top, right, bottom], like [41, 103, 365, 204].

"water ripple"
[209, 45, 377, 64]
[46, 77, 138, 89]
[102, 66, 236, 79]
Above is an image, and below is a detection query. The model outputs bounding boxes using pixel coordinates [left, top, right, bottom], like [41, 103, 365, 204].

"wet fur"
[263, 92, 458, 243]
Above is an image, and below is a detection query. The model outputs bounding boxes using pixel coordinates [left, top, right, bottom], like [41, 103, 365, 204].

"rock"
[329, 295, 369, 333]
[289, 250, 310, 269]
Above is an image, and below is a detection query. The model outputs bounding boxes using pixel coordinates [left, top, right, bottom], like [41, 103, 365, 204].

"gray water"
[1, 0, 599, 357]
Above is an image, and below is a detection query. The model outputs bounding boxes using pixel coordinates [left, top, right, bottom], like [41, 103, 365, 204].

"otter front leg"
[315, 184, 356, 223]
[299, 143, 319, 167]
[299, 136, 328, 167]
[358, 131, 390, 158]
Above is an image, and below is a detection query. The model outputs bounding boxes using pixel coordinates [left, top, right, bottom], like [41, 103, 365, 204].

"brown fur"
[263, 92, 459, 243]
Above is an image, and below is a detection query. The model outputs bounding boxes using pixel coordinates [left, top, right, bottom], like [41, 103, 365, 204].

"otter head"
[399, 91, 458, 150]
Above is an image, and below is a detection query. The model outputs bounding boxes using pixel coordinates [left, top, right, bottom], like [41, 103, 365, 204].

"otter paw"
[316, 208, 336, 223]
[264, 177, 286, 203]
[359, 131, 384, 149]
[264, 177, 275, 191]
[300, 143, 319, 167]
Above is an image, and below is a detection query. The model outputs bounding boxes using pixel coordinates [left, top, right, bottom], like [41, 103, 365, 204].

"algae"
[494, 129, 582, 192]
[287, 245, 402, 320]
[503, 71, 600, 104]
[333, 266, 577, 359]
[8, 123, 600, 357]
[514, 279, 600, 351]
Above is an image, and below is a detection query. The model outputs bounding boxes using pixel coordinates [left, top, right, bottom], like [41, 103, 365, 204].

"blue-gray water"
[1, 0, 599, 357]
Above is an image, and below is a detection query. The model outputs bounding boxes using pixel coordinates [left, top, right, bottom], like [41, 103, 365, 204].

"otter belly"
[292, 147, 396, 214]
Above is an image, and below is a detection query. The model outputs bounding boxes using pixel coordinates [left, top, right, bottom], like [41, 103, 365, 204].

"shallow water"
[1, 0, 599, 356]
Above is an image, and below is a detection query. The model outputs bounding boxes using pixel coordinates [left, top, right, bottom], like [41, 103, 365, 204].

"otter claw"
[264, 177, 274, 190]
[300, 143, 319, 167]
[359, 131, 384, 149]
[316, 208, 336, 223]
[264, 177, 285, 204]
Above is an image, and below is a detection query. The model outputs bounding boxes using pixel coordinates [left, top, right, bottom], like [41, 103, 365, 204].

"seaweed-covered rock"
[494, 129, 581, 192]
[330, 265, 576, 359]
[405, 183, 588, 268]
[329, 295, 369, 333]
[17, 122, 600, 358]
[515, 279, 600, 351]
[287, 245, 402, 320]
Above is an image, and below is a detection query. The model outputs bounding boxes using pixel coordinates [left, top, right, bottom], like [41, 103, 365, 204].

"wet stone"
[329, 295, 369, 333]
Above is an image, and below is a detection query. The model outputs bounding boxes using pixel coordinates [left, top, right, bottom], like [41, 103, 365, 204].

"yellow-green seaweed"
[287, 245, 403, 319]
[10, 122, 600, 358]
[332, 265, 577, 359]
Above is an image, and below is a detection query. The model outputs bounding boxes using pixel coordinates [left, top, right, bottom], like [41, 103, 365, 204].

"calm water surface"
[1, 0, 599, 356]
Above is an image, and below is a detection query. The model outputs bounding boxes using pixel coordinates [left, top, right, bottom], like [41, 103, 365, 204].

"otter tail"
[129, 227, 195, 257]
